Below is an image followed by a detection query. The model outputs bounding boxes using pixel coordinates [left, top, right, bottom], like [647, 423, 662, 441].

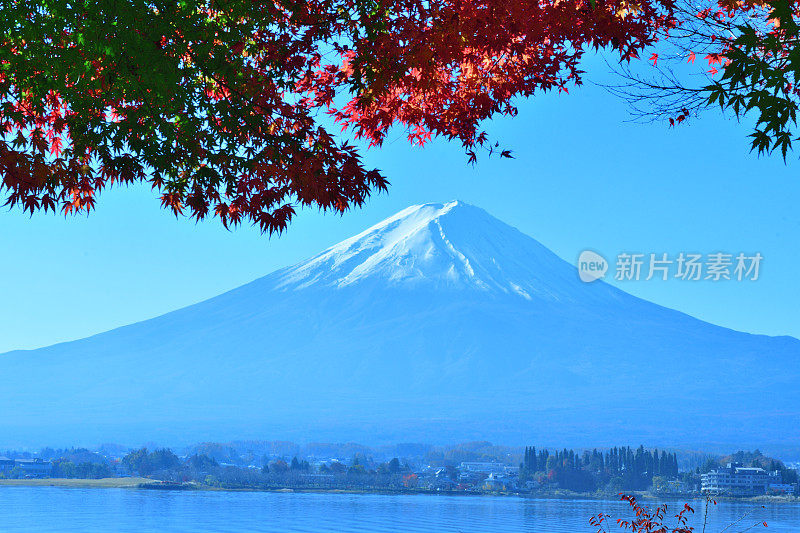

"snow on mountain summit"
[273, 200, 584, 301]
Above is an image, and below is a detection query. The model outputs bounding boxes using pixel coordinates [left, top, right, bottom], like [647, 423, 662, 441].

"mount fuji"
[1, 201, 798, 450]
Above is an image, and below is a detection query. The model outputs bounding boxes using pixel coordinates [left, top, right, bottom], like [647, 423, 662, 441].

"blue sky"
[1, 55, 798, 353]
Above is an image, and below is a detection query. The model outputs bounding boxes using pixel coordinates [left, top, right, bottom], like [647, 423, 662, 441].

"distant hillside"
[1, 201, 798, 454]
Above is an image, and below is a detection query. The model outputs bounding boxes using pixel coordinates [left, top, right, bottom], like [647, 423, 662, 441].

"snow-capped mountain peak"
[273, 200, 582, 301]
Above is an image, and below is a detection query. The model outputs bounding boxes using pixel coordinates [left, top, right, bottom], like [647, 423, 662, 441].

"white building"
[459, 462, 514, 475]
[701, 463, 780, 496]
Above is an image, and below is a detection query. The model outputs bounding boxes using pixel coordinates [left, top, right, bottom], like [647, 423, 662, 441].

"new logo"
[578, 250, 608, 283]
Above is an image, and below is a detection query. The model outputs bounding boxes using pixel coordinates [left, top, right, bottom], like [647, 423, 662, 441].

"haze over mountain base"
[2, 201, 798, 453]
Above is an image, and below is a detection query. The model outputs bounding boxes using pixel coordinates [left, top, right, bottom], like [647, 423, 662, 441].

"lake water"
[0, 487, 798, 532]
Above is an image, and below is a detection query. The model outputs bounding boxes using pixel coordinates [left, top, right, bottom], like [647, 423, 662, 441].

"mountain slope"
[1, 201, 798, 450]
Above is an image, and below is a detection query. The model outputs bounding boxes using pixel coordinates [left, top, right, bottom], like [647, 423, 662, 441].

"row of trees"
[204, 457, 411, 490]
[121, 448, 182, 476]
[264, 455, 404, 475]
[50, 459, 113, 479]
[120, 448, 413, 490]
[520, 445, 679, 492]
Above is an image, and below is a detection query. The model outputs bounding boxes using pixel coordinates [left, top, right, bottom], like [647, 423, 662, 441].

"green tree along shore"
[519, 446, 679, 492]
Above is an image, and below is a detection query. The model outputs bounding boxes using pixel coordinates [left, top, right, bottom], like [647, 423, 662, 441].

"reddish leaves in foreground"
[2, 0, 675, 233]
[590, 493, 767, 533]
[592, 494, 696, 533]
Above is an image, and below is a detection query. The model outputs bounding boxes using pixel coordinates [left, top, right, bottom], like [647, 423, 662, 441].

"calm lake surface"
[0, 487, 798, 532]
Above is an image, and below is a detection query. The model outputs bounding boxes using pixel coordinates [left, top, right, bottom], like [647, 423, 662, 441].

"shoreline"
[0, 478, 797, 504]
[0, 477, 151, 488]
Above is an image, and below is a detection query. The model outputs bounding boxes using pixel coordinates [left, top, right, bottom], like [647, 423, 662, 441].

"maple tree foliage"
[590, 494, 768, 533]
[608, 0, 800, 159]
[1, 0, 674, 233]
[590, 494, 698, 533]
